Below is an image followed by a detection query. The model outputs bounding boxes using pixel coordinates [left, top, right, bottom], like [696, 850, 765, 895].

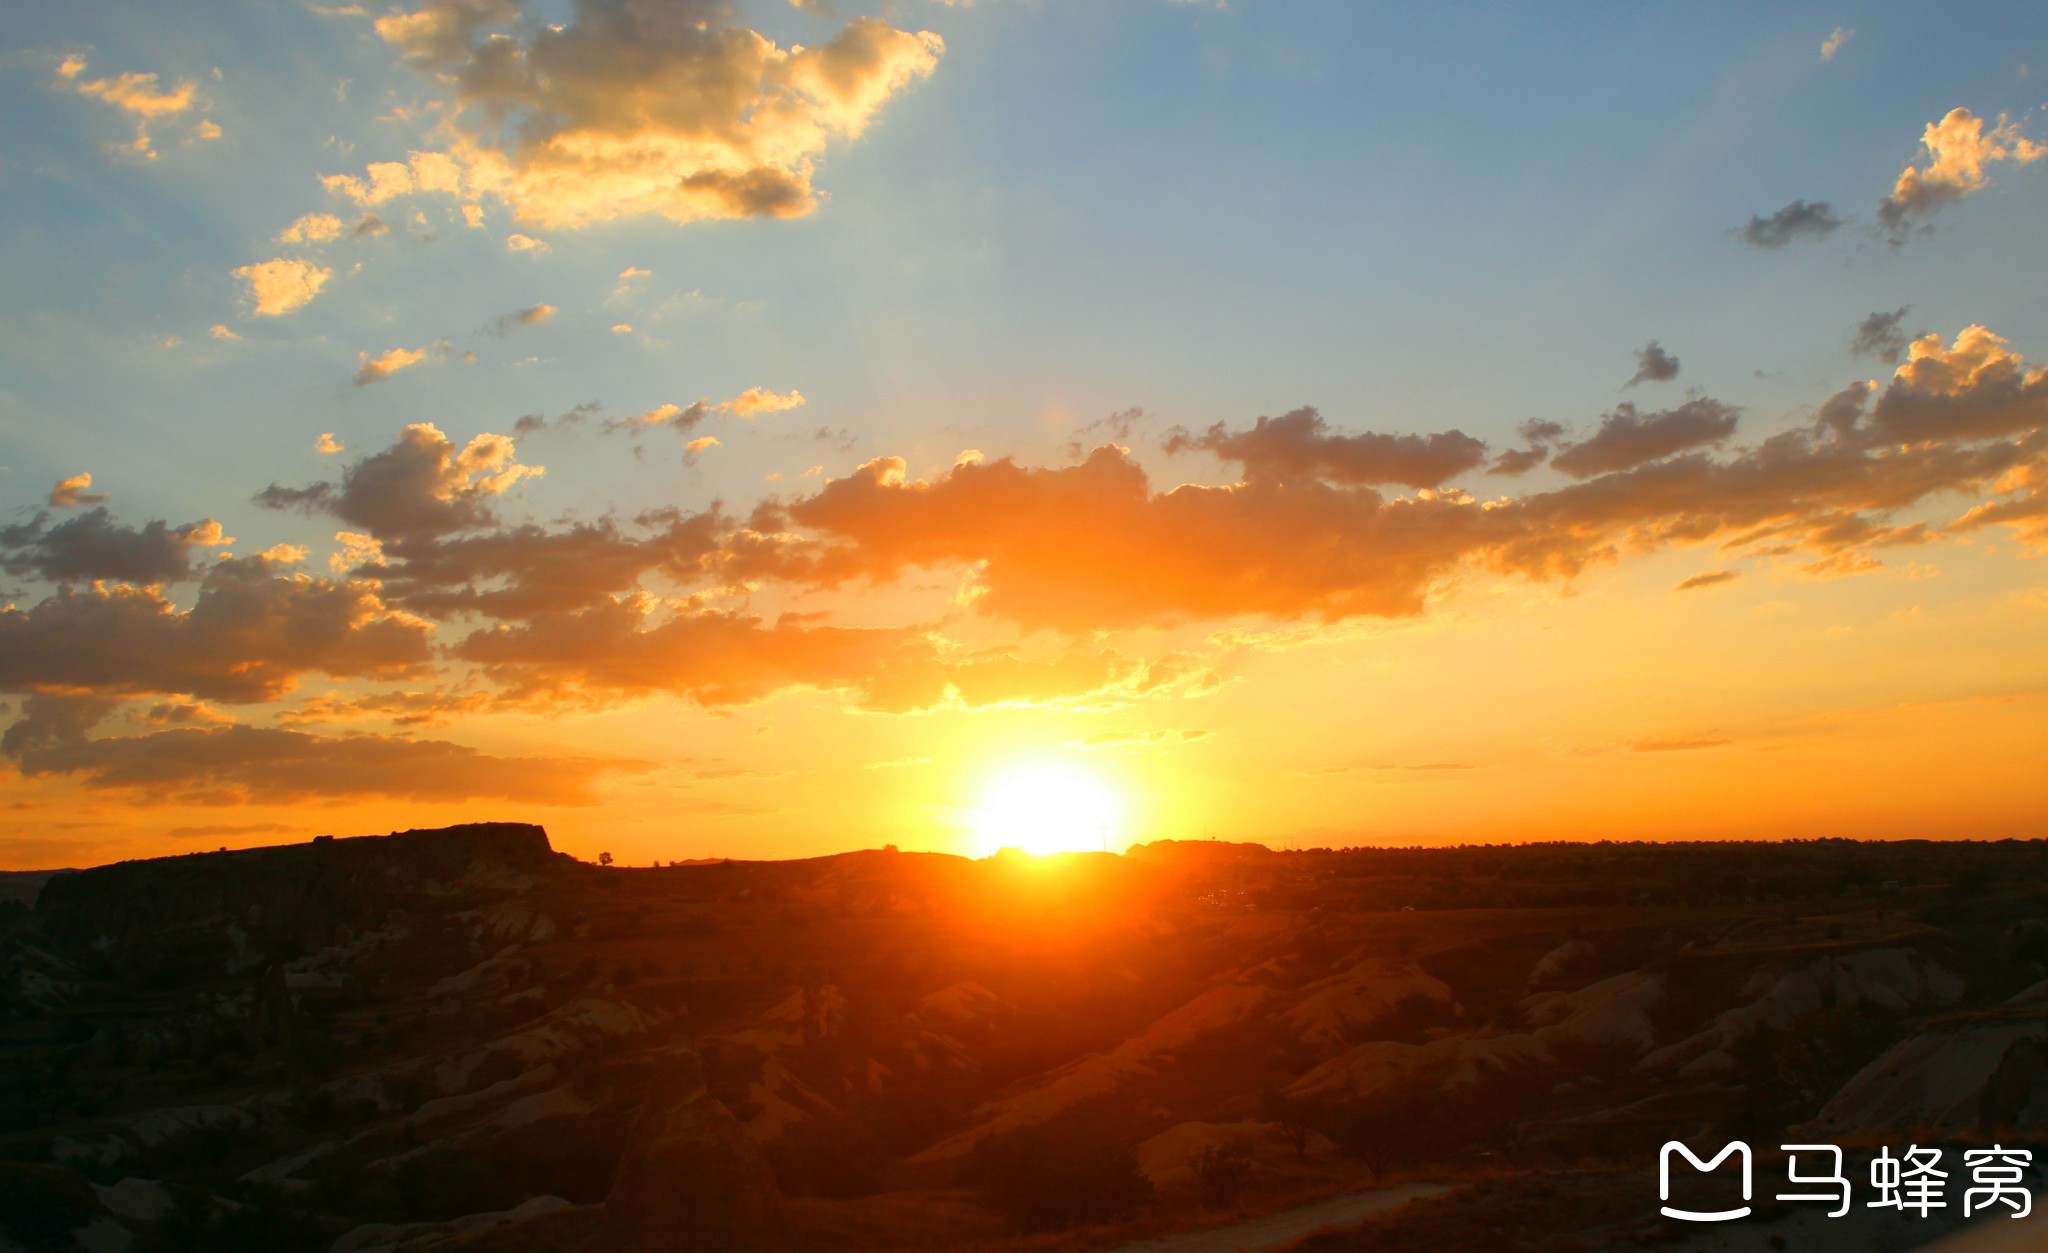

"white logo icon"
[1660, 1140, 1753, 1222]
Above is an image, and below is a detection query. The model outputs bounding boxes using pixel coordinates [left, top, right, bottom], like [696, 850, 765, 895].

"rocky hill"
[3, 828, 2047, 1251]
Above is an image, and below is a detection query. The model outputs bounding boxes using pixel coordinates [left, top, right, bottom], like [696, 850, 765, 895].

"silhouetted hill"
[3, 827, 2047, 1251]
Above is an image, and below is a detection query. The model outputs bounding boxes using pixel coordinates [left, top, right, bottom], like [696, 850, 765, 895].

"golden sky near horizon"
[2, 2, 2046, 867]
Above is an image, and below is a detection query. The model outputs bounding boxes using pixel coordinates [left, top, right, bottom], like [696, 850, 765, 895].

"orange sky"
[4, 3, 2048, 868]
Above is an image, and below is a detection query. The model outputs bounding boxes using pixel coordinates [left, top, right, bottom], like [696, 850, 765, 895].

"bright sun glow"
[970, 762, 1124, 857]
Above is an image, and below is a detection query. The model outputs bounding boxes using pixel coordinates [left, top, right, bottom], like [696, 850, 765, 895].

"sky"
[2, 0, 2046, 869]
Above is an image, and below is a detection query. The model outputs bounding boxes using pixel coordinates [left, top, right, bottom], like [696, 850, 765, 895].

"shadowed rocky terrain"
[4, 825, 2048, 1251]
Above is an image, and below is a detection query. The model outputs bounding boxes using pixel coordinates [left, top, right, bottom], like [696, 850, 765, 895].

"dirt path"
[1109, 1181, 1456, 1253]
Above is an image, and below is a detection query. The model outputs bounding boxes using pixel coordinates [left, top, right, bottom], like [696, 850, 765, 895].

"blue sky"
[6, 0, 2043, 525]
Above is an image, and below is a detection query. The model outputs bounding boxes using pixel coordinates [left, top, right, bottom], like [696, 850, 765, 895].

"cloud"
[605, 389, 799, 437]
[1, 507, 228, 585]
[454, 596, 1164, 712]
[1063, 406, 1147, 459]
[1737, 199, 1846, 249]
[349, 512, 726, 621]
[1165, 406, 1489, 488]
[1860, 324, 2048, 446]
[354, 344, 432, 385]
[1073, 728, 1211, 749]
[209, 324, 240, 341]
[1487, 419, 1565, 477]
[59, 59, 197, 158]
[1627, 341, 1680, 387]
[610, 401, 711, 433]
[1878, 108, 2044, 241]
[731, 446, 1493, 628]
[0, 692, 122, 759]
[279, 212, 345, 244]
[506, 232, 549, 252]
[316, 432, 345, 455]
[1630, 736, 1732, 753]
[232, 258, 332, 316]
[340, 1, 942, 230]
[256, 422, 542, 542]
[9, 723, 635, 805]
[1675, 569, 1739, 591]
[1852, 307, 1913, 364]
[1820, 27, 1854, 63]
[1548, 399, 1739, 477]
[488, 303, 555, 335]
[262, 427, 724, 621]
[723, 387, 806, 417]
[277, 689, 492, 728]
[0, 556, 432, 704]
[48, 472, 107, 507]
[4, 321, 2040, 783]
[731, 326, 2047, 628]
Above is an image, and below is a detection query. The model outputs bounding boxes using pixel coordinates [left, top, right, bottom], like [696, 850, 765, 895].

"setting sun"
[969, 762, 1125, 857]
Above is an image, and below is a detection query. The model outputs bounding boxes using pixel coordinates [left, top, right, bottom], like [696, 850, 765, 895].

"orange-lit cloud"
[354, 344, 432, 385]
[1879, 108, 2044, 240]
[1675, 570, 1739, 591]
[737, 328, 2047, 627]
[58, 57, 201, 158]
[724, 386, 806, 418]
[10, 723, 634, 805]
[5, 327, 2043, 810]
[279, 212, 345, 244]
[453, 595, 1179, 713]
[338, 1, 942, 229]
[47, 472, 107, 508]
[232, 258, 332, 316]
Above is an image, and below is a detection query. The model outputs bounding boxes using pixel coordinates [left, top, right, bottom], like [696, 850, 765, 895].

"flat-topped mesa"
[33, 823, 561, 970]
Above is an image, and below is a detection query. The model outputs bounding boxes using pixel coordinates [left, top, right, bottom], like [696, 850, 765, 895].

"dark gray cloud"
[1549, 399, 1740, 478]
[351, 512, 728, 621]
[0, 692, 120, 758]
[1852, 307, 1913, 364]
[1064, 406, 1147, 459]
[487, 303, 555, 336]
[0, 507, 225, 585]
[1627, 342, 1680, 387]
[1737, 200, 1845, 249]
[1488, 419, 1565, 476]
[1165, 406, 1489, 488]
[0, 556, 432, 704]
[256, 422, 539, 542]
